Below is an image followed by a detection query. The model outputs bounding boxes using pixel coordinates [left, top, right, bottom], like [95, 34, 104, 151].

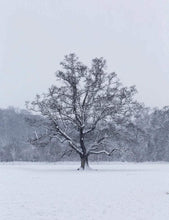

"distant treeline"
[0, 106, 169, 162]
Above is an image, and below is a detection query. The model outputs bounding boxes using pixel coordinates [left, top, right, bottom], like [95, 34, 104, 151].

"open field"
[0, 162, 169, 220]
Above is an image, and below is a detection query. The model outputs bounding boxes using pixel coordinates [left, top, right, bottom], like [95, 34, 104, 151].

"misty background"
[0, 0, 169, 162]
[0, 0, 169, 108]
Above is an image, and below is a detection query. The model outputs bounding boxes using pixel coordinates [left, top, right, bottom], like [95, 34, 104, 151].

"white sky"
[0, 0, 169, 108]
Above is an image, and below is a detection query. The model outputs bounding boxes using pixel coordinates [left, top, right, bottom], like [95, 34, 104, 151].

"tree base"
[77, 165, 92, 171]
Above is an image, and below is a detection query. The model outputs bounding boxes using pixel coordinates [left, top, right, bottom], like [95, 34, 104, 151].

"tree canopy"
[27, 54, 139, 169]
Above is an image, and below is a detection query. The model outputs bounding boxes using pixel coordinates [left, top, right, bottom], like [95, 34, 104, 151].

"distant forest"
[1, 106, 169, 162]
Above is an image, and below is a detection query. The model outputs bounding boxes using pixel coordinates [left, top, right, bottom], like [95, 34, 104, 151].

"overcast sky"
[0, 0, 168, 109]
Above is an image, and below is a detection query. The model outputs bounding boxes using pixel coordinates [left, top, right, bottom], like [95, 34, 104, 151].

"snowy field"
[0, 162, 169, 220]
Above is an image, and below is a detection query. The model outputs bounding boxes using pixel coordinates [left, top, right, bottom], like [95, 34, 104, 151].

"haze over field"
[0, 0, 169, 108]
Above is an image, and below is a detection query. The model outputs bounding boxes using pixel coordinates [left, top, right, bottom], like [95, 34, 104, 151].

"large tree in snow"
[27, 54, 138, 169]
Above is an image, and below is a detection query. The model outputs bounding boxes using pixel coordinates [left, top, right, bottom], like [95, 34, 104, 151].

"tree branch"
[88, 148, 118, 156]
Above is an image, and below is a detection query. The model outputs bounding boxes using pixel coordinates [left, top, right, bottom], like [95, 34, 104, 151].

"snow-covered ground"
[0, 162, 169, 220]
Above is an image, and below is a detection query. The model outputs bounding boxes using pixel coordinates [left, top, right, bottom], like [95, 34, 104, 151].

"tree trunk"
[78, 155, 89, 170]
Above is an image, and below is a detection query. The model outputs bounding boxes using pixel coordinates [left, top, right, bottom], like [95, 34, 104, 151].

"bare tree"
[27, 54, 138, 169]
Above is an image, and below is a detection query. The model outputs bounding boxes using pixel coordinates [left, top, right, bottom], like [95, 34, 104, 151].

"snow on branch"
[88, 148, 118, 156]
